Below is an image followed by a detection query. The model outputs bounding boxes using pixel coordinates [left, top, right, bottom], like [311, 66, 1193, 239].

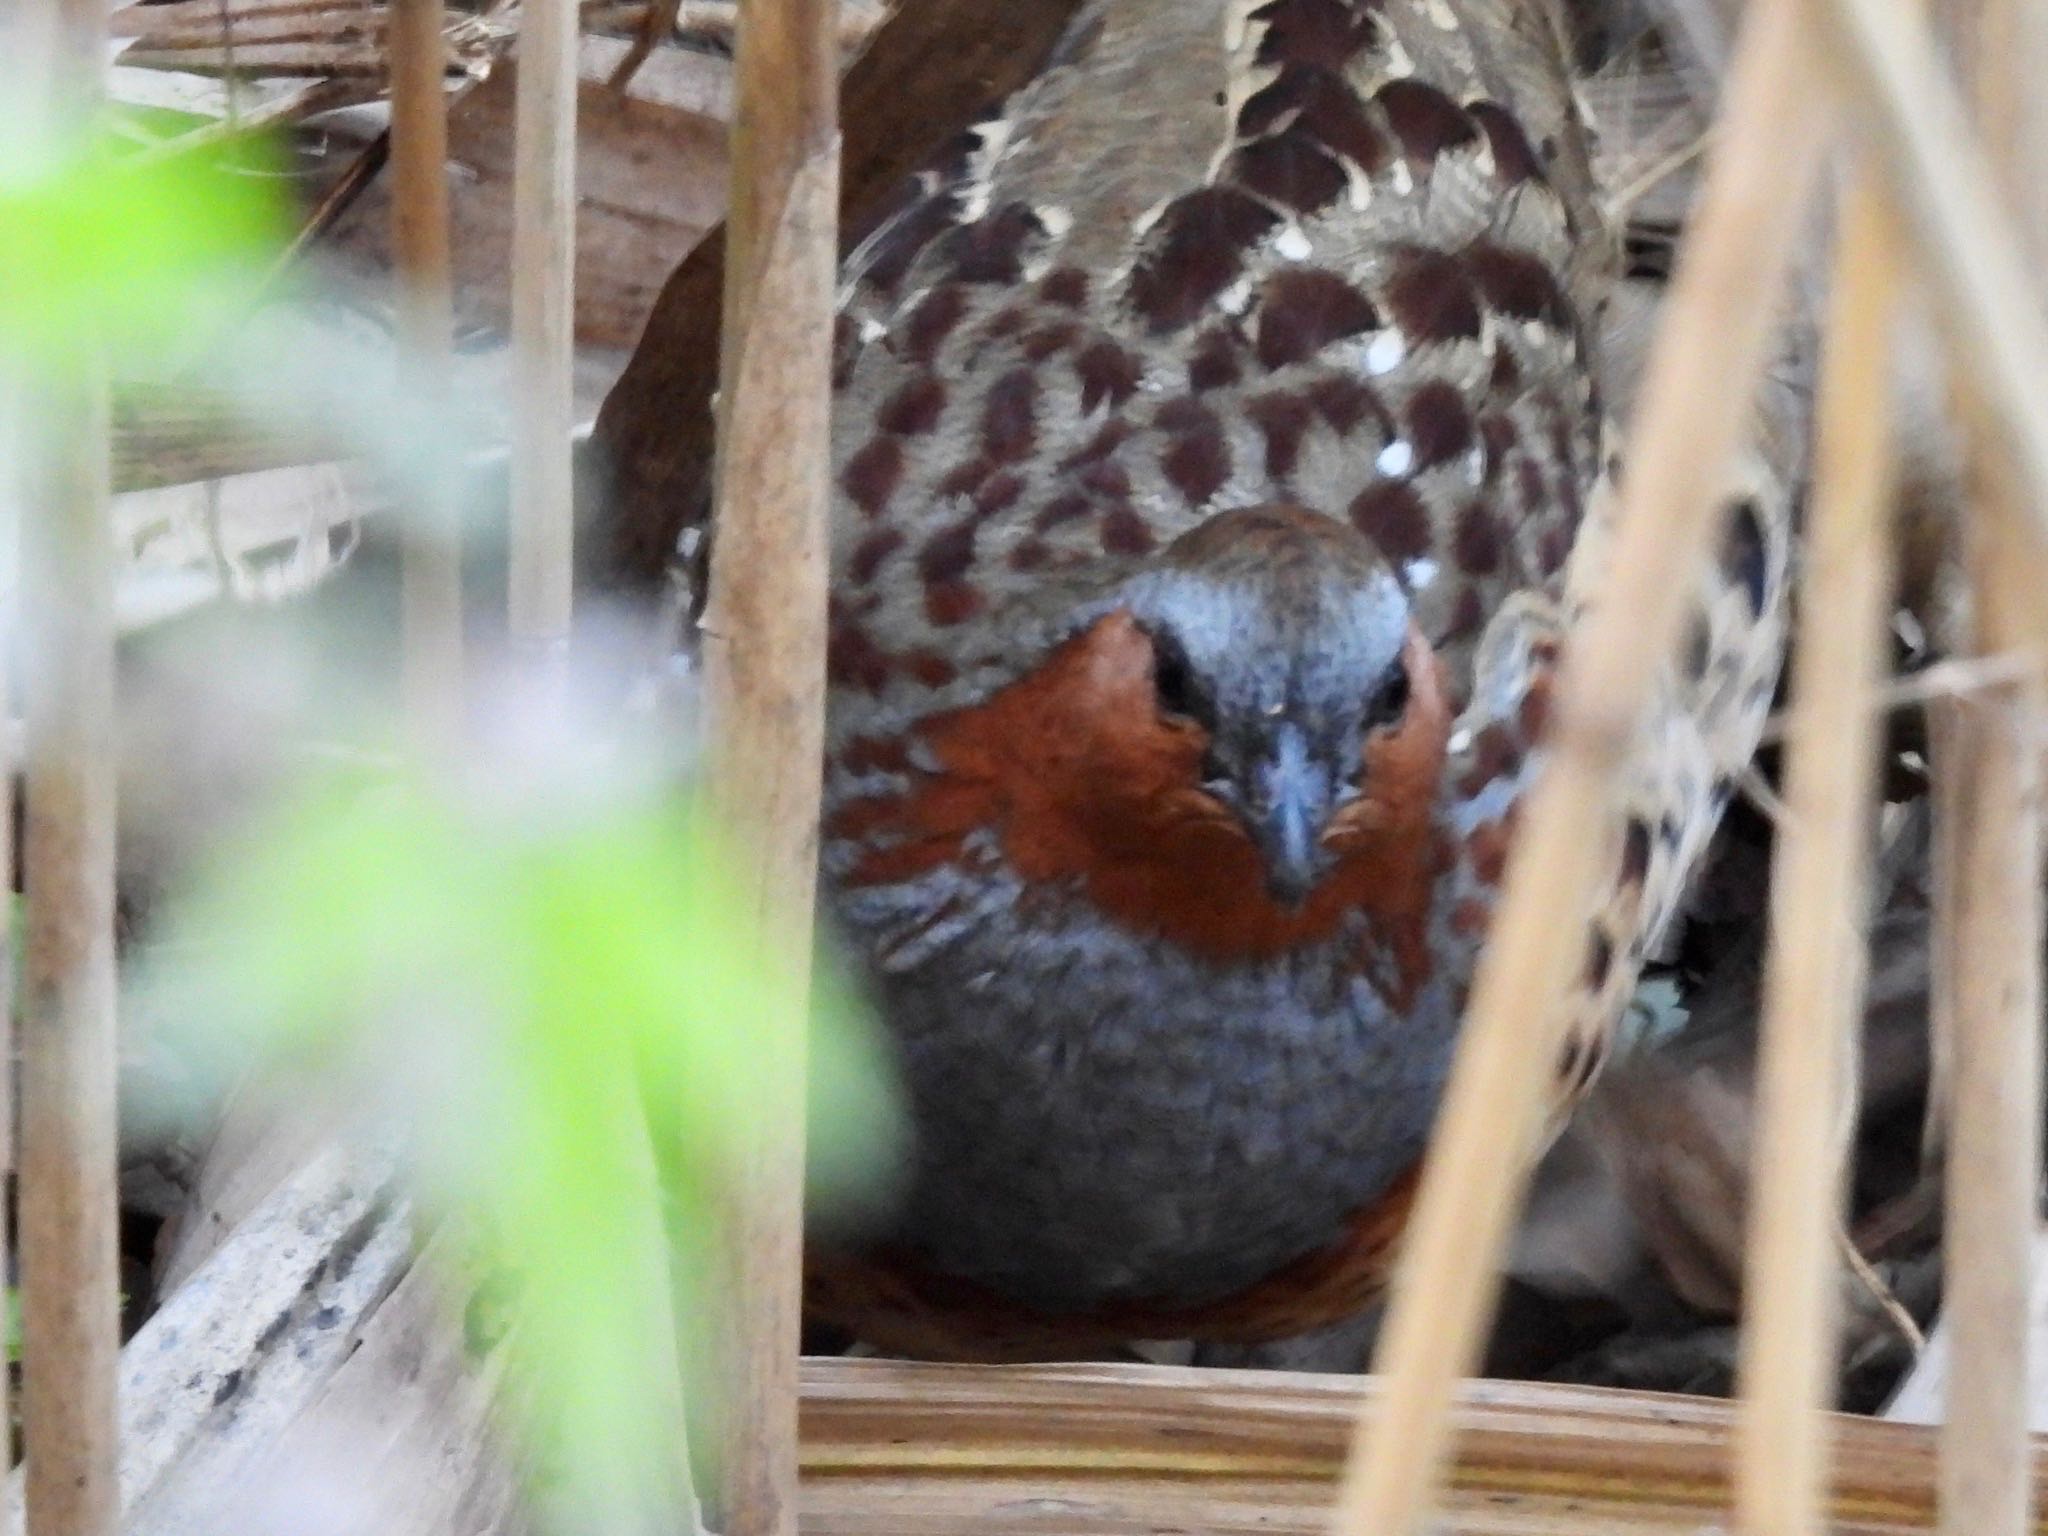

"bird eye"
[1152, 638, 1202, 722]
[1366, 660, 1410, 731]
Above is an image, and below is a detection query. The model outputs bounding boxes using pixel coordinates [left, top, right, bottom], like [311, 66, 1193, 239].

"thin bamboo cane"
[697, 0, 839, 1522]
[1802, 0, 2048, 644]
[507, 0, 579, 696]
[388, 0, 462, 729]
[1931, 4, 2047, 1533]
[1329, 6, 1833, 1531]
[16, 7, 119, 1533]
[1733, 170, 1901, 1536]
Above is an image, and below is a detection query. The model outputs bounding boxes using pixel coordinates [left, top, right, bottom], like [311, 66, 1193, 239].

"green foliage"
[140, 763, 903, 1522]
[0, 113, 289, 369]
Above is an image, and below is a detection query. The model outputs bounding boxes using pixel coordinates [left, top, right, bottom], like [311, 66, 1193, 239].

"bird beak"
[1249, 720, 1334, 908]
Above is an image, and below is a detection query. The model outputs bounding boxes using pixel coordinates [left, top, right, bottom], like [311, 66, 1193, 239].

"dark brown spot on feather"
[934, 455, 995, 501]
[973, 471, 1026, 519]
[907, 650, 957, 688]
[1080, 460, 1131, 499]
[1304, 372, 1385, 436]
[1075, 340, 1142, 412]
[1160, 403, 1230, 504]
[1128, 188, 1280, 333]
[925, 579, 983, 627]
[1721, 496, 1770, 614]
[1455, 723, 1520, 801]
[940, 202, 1045, 284]
[1232, 134, 1346, 214]
[842, 437, 904, 516]
[905, 285, 969, 365]
[1009, 538, 1050, 571]
[1348, 479, 1431, 561]
[1376, 80, 1477, 166]
[1035, 493, 1092, 531]
[919, 520, 978, 586]
[1453, 501, 1502, 575]
[1256, 269, 1380, 369]
[1250, 0, 1380, 70]
[981, 368, 1039, 463]
[1444, 584, 1485, 643]
[1404, 380, 1472, 469]
[1039, 267, 1089, 308]
[1382, 245, 1481, 344]
[1518, 672, 1552, 740]
[1060, 419, 1133, 469]
[878, 373, 946, 435]
[1584, 928, 1614, 991]
[1101, 505, 1156, 555]
[1243, 66, 1390, 174]
[1479, 413, 1516, 484]
[1466, 243, 1571, 325]
[1538, 520, 1572, 575]
[1023, 320, 1080, 362]
[1188, 329, 1244, 392]
[1620, 817, 1652, 886]
[1247, 391, 1313, 479]
[1467, 101, 1544, 185]
[848, 528, 903, 586]
[840, 733, 911, 776]
[829, 613, 894, 694]
[1467, 818, 1510, 885]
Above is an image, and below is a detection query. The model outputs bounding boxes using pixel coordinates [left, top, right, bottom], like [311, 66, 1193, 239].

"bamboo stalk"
[16, 7, 120, 1534]
[1802, 0, 2048, 645]
[1733, 169, 1901, 1536]
[388, 0, 462, 729]
[696, 0, 838, 1522]
[507, 0, 579, 693]
[1328, 7, 1832, 1533]
[1931, 4, 2048, 1533]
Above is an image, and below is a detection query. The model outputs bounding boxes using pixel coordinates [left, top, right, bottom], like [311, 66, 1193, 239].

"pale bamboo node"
[508, 0, 579, 697]
[388, 0, 463, 730]
[1928, 3, 2047, 1533]
[1733, 168, 1901, 1536]
[698, 0, 840, 1523]
[16, 7, 122, 1535]
[1328, 5, 1833, 1532]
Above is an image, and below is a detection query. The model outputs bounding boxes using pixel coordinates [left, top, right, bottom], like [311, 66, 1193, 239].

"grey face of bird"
[1120, 506, 1414, 904]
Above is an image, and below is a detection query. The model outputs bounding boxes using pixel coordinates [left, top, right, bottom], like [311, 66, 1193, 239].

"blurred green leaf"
[0, 115, 289, 366]
[141, 764, 904, 1524]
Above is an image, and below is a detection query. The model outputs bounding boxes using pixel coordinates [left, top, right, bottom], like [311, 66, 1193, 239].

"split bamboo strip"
[16, 5, 120, 1534]
[388, 0, 462, 728]
[1330, 6, 1832, 1532]
[1933, 3, 2047, 1532]
[1733, 170, 1901, 1536]
[697, 0, 839, 1519]
[507, 0, 579, 691]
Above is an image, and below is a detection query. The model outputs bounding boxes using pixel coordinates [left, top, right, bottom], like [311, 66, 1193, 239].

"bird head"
[1116, 503, 1430, 907]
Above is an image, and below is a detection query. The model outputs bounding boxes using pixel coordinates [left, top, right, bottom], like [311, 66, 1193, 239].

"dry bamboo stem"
[1733, 170, 1901, 1536]
[697, 0, 838, 1519]
[1931, 5, 2048, 1533]
[16, 7, 120, 1534]
[507, 0, 579, 691]
[388, 0, 462, 729]
[1329, 7, 1831, 1532]
[1803, 0, 2048, 648]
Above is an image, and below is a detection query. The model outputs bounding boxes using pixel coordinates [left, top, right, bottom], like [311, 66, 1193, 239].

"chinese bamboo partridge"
[710, 0, 1789, 1356]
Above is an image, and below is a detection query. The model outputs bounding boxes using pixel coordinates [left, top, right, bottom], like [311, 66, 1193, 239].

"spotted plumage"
[678, 0, 1789, 1355]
